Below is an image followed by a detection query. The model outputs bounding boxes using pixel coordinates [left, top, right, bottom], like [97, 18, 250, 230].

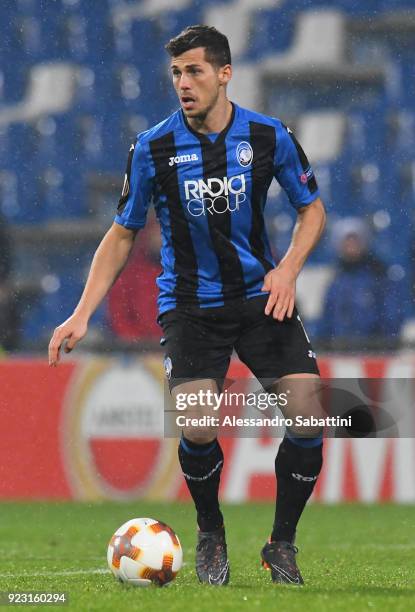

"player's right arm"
[48, 223, 136, 366]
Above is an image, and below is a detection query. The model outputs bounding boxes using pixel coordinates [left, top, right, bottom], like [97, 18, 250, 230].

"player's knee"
[288, 424, 323, 438]
[182, 426, 217, 444]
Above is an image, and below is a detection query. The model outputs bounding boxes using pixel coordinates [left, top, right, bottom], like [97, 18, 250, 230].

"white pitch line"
[0, 568, 110, 578]
[325, 543, 415, 550]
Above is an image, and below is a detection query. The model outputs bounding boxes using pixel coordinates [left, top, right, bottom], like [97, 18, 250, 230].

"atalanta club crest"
[236, 141, 253, 167]
[164, 356, 173, 380]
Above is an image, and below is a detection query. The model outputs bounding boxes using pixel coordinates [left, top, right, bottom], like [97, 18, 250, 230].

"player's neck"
[187, 98, 233, 135]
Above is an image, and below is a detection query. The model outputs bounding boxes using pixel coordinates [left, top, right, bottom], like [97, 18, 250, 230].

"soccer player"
[48, 25, 326, 586]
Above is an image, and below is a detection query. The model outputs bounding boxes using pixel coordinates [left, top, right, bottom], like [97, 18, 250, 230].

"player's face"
[341, 234, 366, 262]
[170, 47, 231, 120]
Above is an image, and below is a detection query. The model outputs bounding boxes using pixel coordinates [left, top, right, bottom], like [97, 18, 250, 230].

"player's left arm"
[264, 122, 326, 320]
[262, 197, 326, 320]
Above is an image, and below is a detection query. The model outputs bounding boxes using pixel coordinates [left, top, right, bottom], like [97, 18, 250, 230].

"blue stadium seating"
[1, 0, 413, 342]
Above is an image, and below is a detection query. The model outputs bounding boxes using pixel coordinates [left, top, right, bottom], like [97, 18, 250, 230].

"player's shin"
[178, 436, 224, 532]
[272, 434, 323, 543]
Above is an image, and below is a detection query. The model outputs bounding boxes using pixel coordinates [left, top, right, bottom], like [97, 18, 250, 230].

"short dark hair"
[165, 25, 231, 67]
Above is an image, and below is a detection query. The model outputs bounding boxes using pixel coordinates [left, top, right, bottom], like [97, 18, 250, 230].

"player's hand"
[261, 266, 296, 321]
[48, 313, 88, 366]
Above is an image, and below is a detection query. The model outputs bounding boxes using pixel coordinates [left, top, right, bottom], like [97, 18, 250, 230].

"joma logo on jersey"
[184, 175, 247, 217]
[169, 153, 199, 166]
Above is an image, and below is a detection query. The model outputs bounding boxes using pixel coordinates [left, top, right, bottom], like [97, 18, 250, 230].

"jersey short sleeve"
[114, 134, 154, 229]
[274, 122, 319, 209]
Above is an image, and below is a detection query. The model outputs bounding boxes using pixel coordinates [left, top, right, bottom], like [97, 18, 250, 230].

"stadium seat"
[204, 0, 279, 60]
[0, 29, 28, 102]
[70, 66, 100, 114]
[0, 123, 43, 223]
[297, 112, 346, 165]
[399, 160, 415, 205]
[111, 18, 135, 62]
[0, 63, 79, 126]
[14, 16, 44, 60]
[379, 0, 415, 10]
[264, 9, 346, 70]
[59, 14, 90, 61]
[113, 0, 194, 22]
[247, 7, 297, 60]
[296, 265, 334, 321]
[229, 9, 348, 110]
[351, 163, 381, 212]
[0, 170, 20, 222]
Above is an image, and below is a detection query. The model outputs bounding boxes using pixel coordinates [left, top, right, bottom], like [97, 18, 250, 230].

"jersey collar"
[180, 102, 236, 146]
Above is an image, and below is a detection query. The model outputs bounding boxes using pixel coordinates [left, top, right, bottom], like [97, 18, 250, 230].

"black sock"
[272, 435, 323, 543]
[178, 436, 224, 532]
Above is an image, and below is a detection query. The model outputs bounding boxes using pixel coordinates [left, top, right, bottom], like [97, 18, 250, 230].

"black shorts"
[159, 294, 319, 391]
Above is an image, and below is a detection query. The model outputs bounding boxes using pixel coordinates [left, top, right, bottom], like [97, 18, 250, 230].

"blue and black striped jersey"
[115, 102, 319, 315]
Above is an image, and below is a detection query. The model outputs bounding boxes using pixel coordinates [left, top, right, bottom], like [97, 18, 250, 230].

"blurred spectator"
[107, 214, 162, 341]
[316, 217, 401, 348]
[0, 214, 18, 351]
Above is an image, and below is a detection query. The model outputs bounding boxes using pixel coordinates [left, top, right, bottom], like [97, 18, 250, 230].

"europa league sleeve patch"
[117, 143, 135, 213]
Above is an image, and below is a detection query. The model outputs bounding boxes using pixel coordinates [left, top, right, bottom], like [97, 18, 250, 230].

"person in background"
[317, 217, 401, 346]
[107, 212, 161, 341]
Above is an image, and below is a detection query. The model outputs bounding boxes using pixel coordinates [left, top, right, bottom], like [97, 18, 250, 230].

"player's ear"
[218, 64, 232, 86]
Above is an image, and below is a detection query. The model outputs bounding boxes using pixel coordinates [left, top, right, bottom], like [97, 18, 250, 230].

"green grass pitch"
[0, 502, 414, 611]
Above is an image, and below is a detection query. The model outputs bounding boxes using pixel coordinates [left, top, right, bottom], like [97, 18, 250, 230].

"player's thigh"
[172, 379, 220, 443]
[159, 307, 234, 397]
[235, 299, 319, 383]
